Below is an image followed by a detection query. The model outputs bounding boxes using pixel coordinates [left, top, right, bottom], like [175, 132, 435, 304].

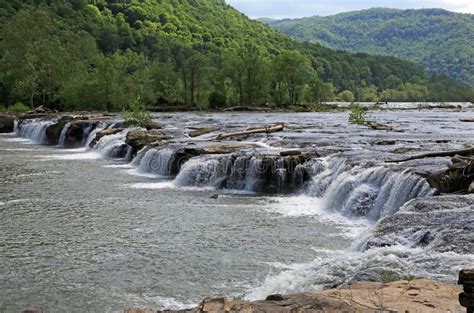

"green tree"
[338, 90, 355, 103]
[272, 50, 314, 106]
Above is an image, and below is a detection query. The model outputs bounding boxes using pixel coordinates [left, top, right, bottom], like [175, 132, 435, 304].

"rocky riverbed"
[125, 279, 464, 313]
[1, 106, 473, 312]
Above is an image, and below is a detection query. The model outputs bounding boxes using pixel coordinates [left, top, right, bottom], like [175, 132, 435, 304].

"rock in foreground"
[125, 279, 463, 313]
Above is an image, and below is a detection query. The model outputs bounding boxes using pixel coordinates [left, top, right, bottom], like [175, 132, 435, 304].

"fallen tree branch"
[215, 123, 284, 140]
[386, 147, 474, 163]
[460, 119, 474, 122]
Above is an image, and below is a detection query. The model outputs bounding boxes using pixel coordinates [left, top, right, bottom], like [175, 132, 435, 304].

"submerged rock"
[365, 194, 474, 254]
[0, 114, 15, 133]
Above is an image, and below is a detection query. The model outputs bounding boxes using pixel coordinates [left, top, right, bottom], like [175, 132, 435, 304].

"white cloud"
[225, 0, 474, 18]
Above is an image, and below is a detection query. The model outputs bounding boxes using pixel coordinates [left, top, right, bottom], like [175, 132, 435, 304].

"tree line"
[1, 1, 472, 112]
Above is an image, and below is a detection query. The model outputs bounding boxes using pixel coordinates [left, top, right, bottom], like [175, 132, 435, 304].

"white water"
[306, 158, 434, 220]
[57, 122, 72, 147]
[136, 148, 176, 177]
[16, 119, 56, 144]
[93, 129, 129, 158]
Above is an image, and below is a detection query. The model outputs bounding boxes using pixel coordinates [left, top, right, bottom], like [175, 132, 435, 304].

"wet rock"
[459, 269, 474, 312]
[266, 294, 286, 301]
[156, 280, 463, 313]
[279, 150, 319, 158]
[21, 309, 43, 313]
[469, 182, 474, 193]
[210, 194, 219, 199]
[198, 298, 231, 312]
[124, 310, 155, 313]
[45, 118, 98, 148]
[373, 140, 396, 146]
[45, 122, 65, 145]
[365, 194, 474, 254]
[369, 122, 393, 131]
[125, 129, 167, 152]
[427, 156, 474, 193]
[200, 144, 256, 155]
[0, 114, 15, 133]
[63, 121, 95, 148]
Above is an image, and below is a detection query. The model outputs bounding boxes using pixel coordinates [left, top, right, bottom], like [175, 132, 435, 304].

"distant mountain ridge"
[262, 8, 474, 86]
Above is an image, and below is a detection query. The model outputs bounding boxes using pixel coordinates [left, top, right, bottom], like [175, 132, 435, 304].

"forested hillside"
[264, 8, 474, 86]
[0, 1, 472, 111]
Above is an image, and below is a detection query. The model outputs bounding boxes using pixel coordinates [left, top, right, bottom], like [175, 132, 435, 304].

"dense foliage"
[263, 8, 474, 86]
[0, 1, 472, 111]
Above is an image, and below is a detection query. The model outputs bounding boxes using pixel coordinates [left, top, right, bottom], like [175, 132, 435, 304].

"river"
[1, 109, 473, 312]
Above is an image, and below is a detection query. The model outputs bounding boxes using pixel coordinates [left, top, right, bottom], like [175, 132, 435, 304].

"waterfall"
[92, 129, 130, 158]
[175, 156, 230, 188]
[305, 158, 434, 220]
[84, 124, 107, 148]
[13, 120, 18, 133]
[80, 123, 96, 147]
[57, 122, 72, 147]
[16, 119, 55, 144]
[136, 148, 176, 177]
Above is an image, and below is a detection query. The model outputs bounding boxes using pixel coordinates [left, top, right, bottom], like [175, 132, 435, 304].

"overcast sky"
[225, 0, 474, 19]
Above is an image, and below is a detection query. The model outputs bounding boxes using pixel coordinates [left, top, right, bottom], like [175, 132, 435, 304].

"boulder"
[45, 123, 65, 146]
[0, 114, 15, 133]
[427, 156, 474, 193]
[62, 121, 98, 148]
[125, 129, 167, 152]
[469, 182, 474, 193]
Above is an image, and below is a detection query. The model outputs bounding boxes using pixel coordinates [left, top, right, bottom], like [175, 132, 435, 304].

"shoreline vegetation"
[1, 1, 473, 114]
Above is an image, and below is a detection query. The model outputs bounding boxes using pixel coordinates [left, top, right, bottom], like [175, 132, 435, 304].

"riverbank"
[124, 279, 464, 313]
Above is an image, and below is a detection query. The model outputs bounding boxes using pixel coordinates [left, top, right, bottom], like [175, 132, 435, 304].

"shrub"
[7, 102, 30, 114]
[349, 105, 370, 126]
[121, 99, 154, 128]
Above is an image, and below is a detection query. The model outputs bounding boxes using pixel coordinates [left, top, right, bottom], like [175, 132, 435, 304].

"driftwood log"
[460, 119, 474, 123]
[386, 148, 474, 163]
[215, 123, 284, 140]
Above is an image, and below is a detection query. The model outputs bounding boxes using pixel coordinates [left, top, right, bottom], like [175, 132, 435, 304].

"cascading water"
[80, 123, 96, 147]
[136, 148, 176, 177]
[57, 122, 72, 147]
[84, 124, 106, 148]
[305, 157, 433, 220]
[175, 156, 230, 188]
[16, 119, 56, 144]
[93, 129, 130, 158]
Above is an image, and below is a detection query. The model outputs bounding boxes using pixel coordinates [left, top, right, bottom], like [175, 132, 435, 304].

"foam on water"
[305, 158, 434, 220]
[93, 129, 129, 158]
[246, 245, 474, 301]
